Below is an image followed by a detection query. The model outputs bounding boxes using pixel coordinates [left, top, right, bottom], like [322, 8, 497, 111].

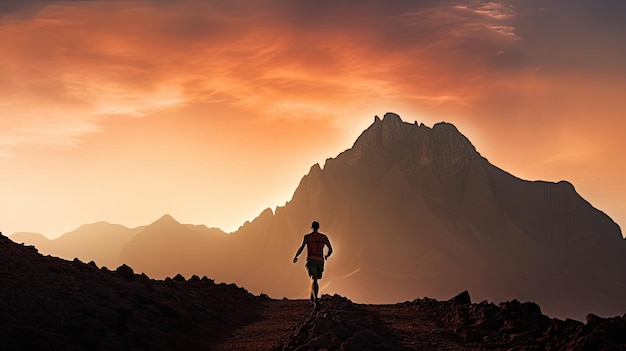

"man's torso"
[305, 232, 328, 262]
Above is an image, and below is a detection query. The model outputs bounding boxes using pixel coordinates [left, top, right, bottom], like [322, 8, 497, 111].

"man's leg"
[306, 260, 315, 302]
[312, 277, 321, 309]
[309, 278, 315, 303]
[312, 277, 319, 300]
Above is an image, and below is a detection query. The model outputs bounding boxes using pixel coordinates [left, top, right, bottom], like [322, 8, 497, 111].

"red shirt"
[304, 232, 330, 262]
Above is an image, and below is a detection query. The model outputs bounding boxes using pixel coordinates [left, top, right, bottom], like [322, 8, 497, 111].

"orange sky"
[1, 1, 625, 238]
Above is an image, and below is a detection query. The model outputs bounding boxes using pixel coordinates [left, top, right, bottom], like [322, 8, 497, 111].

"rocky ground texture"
[2, 233, 625, 350]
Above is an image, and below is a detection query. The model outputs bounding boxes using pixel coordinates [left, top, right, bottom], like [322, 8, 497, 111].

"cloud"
[0, 116, 101, 159]
[455, 1, 516, 20]
[1, 0, 625, 160]
[0, 0, 520, 157]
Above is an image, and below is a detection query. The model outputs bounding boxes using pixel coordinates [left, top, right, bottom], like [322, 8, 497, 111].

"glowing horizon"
[1, 1, 625, 238]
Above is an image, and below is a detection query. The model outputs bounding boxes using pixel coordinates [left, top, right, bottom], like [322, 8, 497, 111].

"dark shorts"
[306, 258, 324, 279]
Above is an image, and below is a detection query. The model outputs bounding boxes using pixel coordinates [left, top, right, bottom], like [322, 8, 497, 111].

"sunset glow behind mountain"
[1, 0, 624, 237]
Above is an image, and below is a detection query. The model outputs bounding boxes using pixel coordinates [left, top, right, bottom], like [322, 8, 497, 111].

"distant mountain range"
[11, 222, 144, 269]
[11, 113, 625, 320]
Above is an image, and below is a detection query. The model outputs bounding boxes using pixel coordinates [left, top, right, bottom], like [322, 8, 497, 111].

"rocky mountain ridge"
[10, 113, 625, 321]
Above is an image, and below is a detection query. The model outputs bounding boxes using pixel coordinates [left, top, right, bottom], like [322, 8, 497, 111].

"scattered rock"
[115, 263, 135, 281]
[172, 273, 186, 281]
[449, 290, 471, 305]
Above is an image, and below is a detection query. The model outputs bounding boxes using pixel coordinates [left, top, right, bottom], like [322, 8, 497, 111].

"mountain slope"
[218, 113, 625, 319]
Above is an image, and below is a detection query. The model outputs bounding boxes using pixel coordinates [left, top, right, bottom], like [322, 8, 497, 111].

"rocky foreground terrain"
[1, 233, 625, 350]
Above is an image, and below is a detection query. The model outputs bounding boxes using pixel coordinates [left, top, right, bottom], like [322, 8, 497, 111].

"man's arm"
[293, 238, 306, 263]
[325, 238, 333, 260]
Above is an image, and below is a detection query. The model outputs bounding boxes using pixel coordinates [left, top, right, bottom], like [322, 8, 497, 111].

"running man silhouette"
[293, 221, 333, 309]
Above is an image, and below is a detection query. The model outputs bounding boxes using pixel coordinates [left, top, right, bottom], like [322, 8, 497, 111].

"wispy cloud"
[1, 0, 624, 161]
[453, 1, 518, 39]
[0, 115, 101, 158]
[457, 1, 516, 20]
[1, 0, 526, 158]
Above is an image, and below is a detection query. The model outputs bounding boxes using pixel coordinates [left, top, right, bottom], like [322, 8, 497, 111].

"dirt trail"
[202, 296, 626, 350]
[212, 297, 480, 351]
[211, 299, 312, 351]
[363, 304, 480, 351]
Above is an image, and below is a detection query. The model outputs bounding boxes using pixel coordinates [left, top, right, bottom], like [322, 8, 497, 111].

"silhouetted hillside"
[0, 232, 260, 350]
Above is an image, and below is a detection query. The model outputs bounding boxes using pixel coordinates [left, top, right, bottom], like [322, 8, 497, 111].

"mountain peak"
[152, 214, 180, 226]
[310, 163, 322, 172]
[381, 112, 402, 124]
[373, 112, 403, 124]
[344, 113, 479, 175]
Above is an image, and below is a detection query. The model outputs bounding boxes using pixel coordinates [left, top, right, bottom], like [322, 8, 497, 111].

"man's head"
[311, 221, 320, 230]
